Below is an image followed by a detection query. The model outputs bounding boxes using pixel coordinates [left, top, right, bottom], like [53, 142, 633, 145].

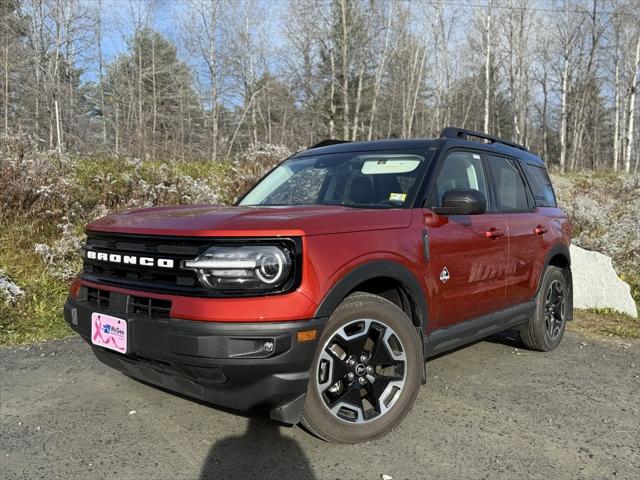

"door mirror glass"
[432, 189, 487, 215]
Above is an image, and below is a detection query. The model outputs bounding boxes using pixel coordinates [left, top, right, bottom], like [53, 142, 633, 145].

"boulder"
[570, 244, 638, 317]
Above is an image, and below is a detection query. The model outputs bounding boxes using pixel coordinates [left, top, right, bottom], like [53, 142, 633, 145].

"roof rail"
[439, 127, 528, 152]
[308, 139, 351, 149]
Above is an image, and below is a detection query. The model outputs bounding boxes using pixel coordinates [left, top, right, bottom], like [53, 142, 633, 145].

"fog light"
[228, 338, 277, 358]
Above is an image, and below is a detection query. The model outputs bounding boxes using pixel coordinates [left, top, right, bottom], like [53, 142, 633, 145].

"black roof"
[293, 138, 439, 157]
[293, 136, 545, 166]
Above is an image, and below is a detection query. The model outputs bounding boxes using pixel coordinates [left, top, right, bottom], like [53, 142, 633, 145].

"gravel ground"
[1, 331, 638, 480]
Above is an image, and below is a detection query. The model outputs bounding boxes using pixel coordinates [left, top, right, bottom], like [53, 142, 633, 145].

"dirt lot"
[1, 331, 638, 480]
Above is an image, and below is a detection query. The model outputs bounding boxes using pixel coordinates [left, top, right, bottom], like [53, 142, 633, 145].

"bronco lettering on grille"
[86, 250, 174, 268]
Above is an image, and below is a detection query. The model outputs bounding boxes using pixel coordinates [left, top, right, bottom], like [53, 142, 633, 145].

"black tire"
[520, 266, 569, 352]
[301, 292, 422, 443]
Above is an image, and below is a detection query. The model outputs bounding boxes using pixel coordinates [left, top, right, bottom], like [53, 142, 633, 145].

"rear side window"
[487, 156, 530, 212]
[524, 164, 557, 207]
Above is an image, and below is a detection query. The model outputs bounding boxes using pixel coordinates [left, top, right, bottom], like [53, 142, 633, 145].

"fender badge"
[439, 267, 450, 284]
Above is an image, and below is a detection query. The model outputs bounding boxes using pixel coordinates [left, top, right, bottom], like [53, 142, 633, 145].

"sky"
[83, 0, 287, 84]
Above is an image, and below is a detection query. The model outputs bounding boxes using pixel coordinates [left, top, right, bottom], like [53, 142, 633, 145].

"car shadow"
[425, 330, 525, 363]
[484, 329, 524, 348]
[199, 417, 317, 480]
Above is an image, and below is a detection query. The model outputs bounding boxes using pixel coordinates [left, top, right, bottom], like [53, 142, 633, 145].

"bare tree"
[0, 0, 637, 169]
[483, 0, 493, 134]
[624, 27, 640, 173]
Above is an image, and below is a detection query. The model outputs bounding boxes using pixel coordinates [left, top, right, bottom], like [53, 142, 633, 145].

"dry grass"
[0, 220, 72, 345]
[569, 309, 640, 340]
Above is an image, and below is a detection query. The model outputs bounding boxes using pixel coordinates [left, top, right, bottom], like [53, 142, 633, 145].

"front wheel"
[520, 266, 569, 352]
[301, 292, 422, 443]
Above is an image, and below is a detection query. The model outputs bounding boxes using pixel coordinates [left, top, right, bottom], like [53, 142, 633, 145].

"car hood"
[87, 204, 412, 237]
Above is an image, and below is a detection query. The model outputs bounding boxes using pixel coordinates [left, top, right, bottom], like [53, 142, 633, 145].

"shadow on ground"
[199, 417, 316, 480]
[484, 329, 525, 348]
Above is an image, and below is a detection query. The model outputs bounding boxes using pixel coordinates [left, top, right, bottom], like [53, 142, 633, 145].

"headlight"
[184, 245, 293, 290]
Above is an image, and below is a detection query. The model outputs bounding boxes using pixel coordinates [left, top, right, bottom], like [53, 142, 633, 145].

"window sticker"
[389, 192, 407, 202]
[472, 154, 481, 159]
[361, 156, 421, 174]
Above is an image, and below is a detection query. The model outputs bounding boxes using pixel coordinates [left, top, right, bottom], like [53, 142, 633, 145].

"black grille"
[80, 231, 302, 297]
[80, 286, 172, 319]
[81, 232, 211, 296]
[129, 295, 172, 319]
[86, 287, 110, 308]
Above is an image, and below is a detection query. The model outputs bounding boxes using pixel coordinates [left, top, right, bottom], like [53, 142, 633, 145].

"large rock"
[570, 244, 638, 317]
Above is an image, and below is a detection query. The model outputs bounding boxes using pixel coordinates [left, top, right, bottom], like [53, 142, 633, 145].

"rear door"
[486, 155, 554, 307]
[424, 150, 508, 330]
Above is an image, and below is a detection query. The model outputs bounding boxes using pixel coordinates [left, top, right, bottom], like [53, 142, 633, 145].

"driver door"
[424, 150, 508, 330]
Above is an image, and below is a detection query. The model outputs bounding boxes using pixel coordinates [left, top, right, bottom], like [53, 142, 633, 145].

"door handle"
[485, 228, 504, 239]
[534, 225, 548, 235]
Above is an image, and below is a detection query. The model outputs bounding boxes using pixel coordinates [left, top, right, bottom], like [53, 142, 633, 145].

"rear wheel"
[520, 266, 568, 351]
[301, 292, 422, 443]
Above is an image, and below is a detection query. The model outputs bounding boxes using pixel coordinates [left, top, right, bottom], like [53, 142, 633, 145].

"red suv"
[64, 128, 572, 443]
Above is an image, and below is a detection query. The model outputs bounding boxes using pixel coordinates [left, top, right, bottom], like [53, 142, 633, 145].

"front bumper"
[63, 294, 327, 424]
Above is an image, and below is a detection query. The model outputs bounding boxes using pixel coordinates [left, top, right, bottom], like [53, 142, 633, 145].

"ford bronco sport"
[64, 127, 572, 443]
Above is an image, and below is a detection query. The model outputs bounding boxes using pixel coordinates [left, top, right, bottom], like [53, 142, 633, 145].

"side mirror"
[432, 189, 486, 215]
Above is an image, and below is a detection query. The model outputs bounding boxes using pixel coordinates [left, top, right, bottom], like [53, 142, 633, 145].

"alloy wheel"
[544, 279, 566, 339]
[316, 319, 406, 424]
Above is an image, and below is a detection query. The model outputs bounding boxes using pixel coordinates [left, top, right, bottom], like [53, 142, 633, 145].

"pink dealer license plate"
[91, 312, 128, 354]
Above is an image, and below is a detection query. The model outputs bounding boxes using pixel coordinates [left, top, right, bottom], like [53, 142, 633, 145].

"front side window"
[488, 156, 530, 212]
[239, 151, 430, 208]
[433, 151, 489, 207]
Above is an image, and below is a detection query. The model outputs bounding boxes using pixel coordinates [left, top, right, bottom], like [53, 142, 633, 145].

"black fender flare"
[314, 260, 429, 333]
[534, 243, 573, 319]
[545, 242, 571, 266]
[537, 243, 571, 291]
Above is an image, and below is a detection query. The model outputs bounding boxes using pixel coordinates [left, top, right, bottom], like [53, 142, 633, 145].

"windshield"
[238, 151, 430, 208]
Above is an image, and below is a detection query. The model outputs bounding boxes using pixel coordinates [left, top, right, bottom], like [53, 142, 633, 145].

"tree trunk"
[329, 50, 336, 138]
[97, 0, 107, 145]
[340, 0, 350, 139]
[368, 2, 393, 141]
[54, 99, 62, 154]
[407, 48, 426, 138]
[541, 67, 549, 160]
[3, 40, 8, 135]
[151, 32, 157, 160]
[208, 0, 219, 161]
[115, 103, 119, 154]
[266, 82, 273, 144]
[483, 0, 492, 133]
[624, 32, 640, 173]
[351, 63, 364, 141]
[613, 26, 621, 171]
[137, 30, 144, 158]
[614, 55, 621, 171]
[560, 49, 569, 173]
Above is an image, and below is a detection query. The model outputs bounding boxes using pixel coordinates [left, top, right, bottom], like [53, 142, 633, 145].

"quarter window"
[433, 151, 489, 207]
[524, 164, 557, 207]
[488, 156, 530, 212]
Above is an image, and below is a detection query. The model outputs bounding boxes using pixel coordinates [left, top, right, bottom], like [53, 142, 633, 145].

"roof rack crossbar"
[308, 139, 351, 149]
[439, 127, 528, 152]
